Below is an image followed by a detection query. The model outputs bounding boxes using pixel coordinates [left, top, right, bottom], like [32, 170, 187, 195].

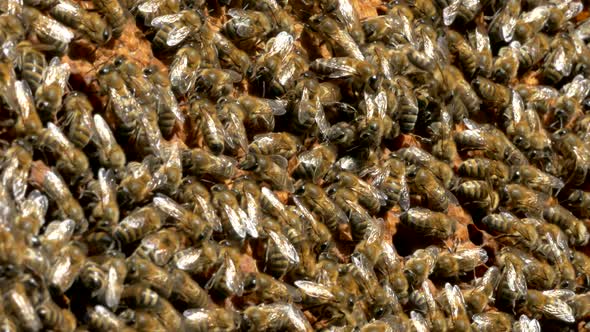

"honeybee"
[238, 95, 287, 134]
[471, 312, 514, 332]
[169, 44, 201, 95]
[499, 247, 557, 291]
[361, 15, 395, 44]
[182, 148, 237, 180]
[406, 165, 457, 212]
[552, 128, 590, 186]
[142, 65, 185, 138]
[150, 9, 201, 49]
[510, 165, 564, 195]
[15, 190, 47, 237]
[87, 168, 119, 226]
[249, 132, 301, 159]
[36, 297, 76, 332]
[263, 229, 300, 278]
[329, 187, 372, 241]
[454, 180, 499, 212]
[118, 161, 158, 205]
[224, 9, 274, 47]
[190, 98, 226, 155]
[15, 41, 46, 94]
[217, 100, 249, 156]
[562, 189, 590, 219]
[488, 0, 520, 44]
[334, 171, 386, 214]
[482, 212, 539, 250]
[295, 182, 348, 233]
[569, 293, 590, 321]
[403, 246, 438, 287]
[541, 42, 575, 85]
[59, 92, 94, 149]
[472, 75, 511, 109]
[320, 0, 364, 44]
[87, 305, 129, 331]
[517, 32, 551, 71]
[92, 0, 127, 38]
[400, 208, 456, 240]
[294, 144, 336, 184]
[9, 79, 43, 137]
[310, 57, 379, 95]
[4, 280, 42, 332]
[39, 219, 76, 257]
[48, 241, 87, 294]
[183, 308, 241, 331]
[205, 252, 244, 298]
[434, 246, 488, 278]
[133, 0, 180, 23]
[211, 184, 258, 239]
[147, 140, 183, 195]
[49, 0, 111, 44]
[493, 42, 521, 83]
[177, 177, 221, 233]
[113, 206, 161, 246]
[119, 283, 160, 309]
[171, 240, 221, 277]
[34, 57, 70, 122]
[195, 68, 241, 100]
[240, 153, 294, 193]
[2, 142, 33, 203]
[408, 281, 447, 332]
[458, 158, 509, 187]
[22, 6, 74, 54]
[244, 271, 301, 303]
[89, 115, 124, 171]
[462, 266, 500, 314]
[29, 163, 86, 227]
[153, 194, 214, 244]
[126, 255, 172, 298]
[442, 283, 471, 331]
[119, 308, 168, 331]
[38, 122, 89, 180]
[211, 27, 253, 76]
[310, 14, 363, 61]
[398, 146, 455, 190]
[519, 289, 576, 323]
[543, 203, 589, 246]
[244, 303, 312, 332]
[446, 29, 479, 78]
[170, 269, 209, 309]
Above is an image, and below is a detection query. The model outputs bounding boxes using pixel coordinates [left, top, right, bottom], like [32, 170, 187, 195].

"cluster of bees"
[3, 0, 590, 330]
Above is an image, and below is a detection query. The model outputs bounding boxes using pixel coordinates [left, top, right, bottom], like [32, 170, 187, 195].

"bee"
[211, 28, 253, 76]
[79, 261, 108, 298]
[510, 165, 564, 195]
[499, 247, 557, 291]
[171, 240, 220, 276]
[91, 114, 126, 171]
[8, 78, 43, 137]
[39, 219, 76, 257]
[142, 65, 185, 138]
[49, 0, 111, 44]
[462, 266, 500, 314]
[169, 44, 201, 95]
[48, 241, 87, 294]
[519, 289, 576, 323]
[442, 283, 472, 331]
[327, 122, 357, 149]
[15, 41, 46, 93]
[0, 225, 27, 277]
[471, 312, 514, 332]
[191, 98, 226, 155]
[170, 269, 209, 308]
[403, 246, 438, 287]
[118, 161, 158, 205]
[570, 293, 590, 321]
[446, 29, 479, 78]
[126, 255, 172, 298]
[310, 57, 379, 95]
[183, 308, 241, 332]
[29, 162, 86, 228]
[4, 280, 42, 332]
[22, 6, 74, 54]
[132, 227, 183, 267]
[34, 57, 70, 123]
[249, 132, 301, 159]
[182, 148, 237, 180]
[398, 146, 455, 190]
[195, 68, 241, 99]
[541, 41, 574, 85]
[294, 143, 337, 184]
[329, 187, 372, 241]
[471, 75, 511, 109]
[238, 95, 287, 134]
[217, 98, 249, 156]
[224, 9, 274, 49]
[133, 0, 180, 24]
[263, 229, 301, 278]
[543, 203, 589, 246]
[334, 171, 386, 214]
[87, 168, 119, 226]
[240, 153, 294, 193]
[400, 207, 457, 240]
[151, 9, 202, 49]
[292, 86, 331, 138]
[562, 189, 590, 218]
[430, 108, 459, 164]
[242, 303, 312, 332]
[552, 129, 590, 186]
[92, 0, 127, 38]
[320, 0, 364, 44]
[487, 0, 520, 44]
[36, 298, 77, 332]
[119, 308, 167, 331]
[359, 157, 410, 211]
[396, 80, 419, 134]
[513, 315, 539, 331]
[60, 92, 94, 149]
[361, 15, 395, 44]
[244, 271, 301, 303]
[441, 0, 483, 26]
[572, 250, 590, 287]
[434, 246, 488, 278]
[309, 14, 363, 60]
[120, 283, 160, 308]
[295, 182, 348, 233]
[481, 212, 539, 250]
[37, 122, 89, 180]
[517, 32, 551, 71]
[454, 180, 499, 212]
[113, 206, 161, 246]
[15, 190, 48, 239]
[177, 177, 222, 232]
[2, 142, 33, 203]
[211, 184, 258, 239]
[87, 305, 129, 331]
[406, 165, 457, 212]
[205, 252, 244, 298]
[153, 194, 213, 244]
[493, 42, 521, 83]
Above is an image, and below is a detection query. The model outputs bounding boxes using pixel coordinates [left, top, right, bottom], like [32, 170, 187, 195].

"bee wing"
[410, 311, 429, 332]
[293, 196, 318, 226]
[474, 266, 500, 295]
[442, 0, 461, 26]
[552, 45, 572, 76]
[270, 154, 289, 169]
[243, 192, 259, 238]
[151, 12, 183, 27]
[294, 280, 334, 300]
[336, 0, 358, 32]
[183, 308, 211, 323]
[563, 75, 590, 102]
[514, 315, 541, 332]
[539, 294, 575, 323]
[559, 0, 583, 22]
[105, 265, 123, 310]
[35, 15, 75, 43]
[92, 114, 116, 151]
[14, 80, 35, 120]
[43, 219, 76, 244]
[224, 112, 248, 152]
[195, 196, 222, 232]
[223, 204, 247, 238]
[139, 113, 164, 157]
[454, 247, 488, 267]
[170, 54, 196, 94]
[521, 5, 550, 25]
[265, 99, 287, 116]
[401, 146, 435, 165]
[268, 230, 299, 264]
[359, 165, 388, 187]
[46, 122, 74, 150]
[44, 57, 70, 89]
[138, 0, 163, 14]
[98, 168, 115, 210]
[261, 187, 289, 220]
[21, 190, 48, 222]
[173, 247, 202, 271]
[266, 31, 294, 59]
[284, 303, 313, 332]
[445, 283, 467, 319]
[166, 26, 192, 47]
[421, 281, 438, 311]
[313, 96, 331, 139]
[351, 252, 377, 287]
[161, 86, 185, 123]
[206, 253, 243, 296]
[153, 194, 187, 221]
[505, 260, 527, 295]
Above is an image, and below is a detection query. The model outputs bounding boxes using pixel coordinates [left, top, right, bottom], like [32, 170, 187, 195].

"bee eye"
[103, 29, 111, 41]
[529, 150, 538, 159]
[114, 58, 124, 66]
[513, 170, 520, 179]
[514, 136, 523, 144]
[319, 242, 329, 251]
[98, 67, 110, 75]
[375, 307, 385, 318]
[369, 122, 378, 131]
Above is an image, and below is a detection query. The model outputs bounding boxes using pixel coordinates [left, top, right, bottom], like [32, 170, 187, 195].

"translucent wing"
[350, 252, 377, 288]
[166, 26, 191, 47]
[46, 122, 74, 150]
[173, 247, 201, 271]
[268, 230, 299, 264]
[93, 114, 115, 150]
[513, 315, 541, 332]
[34, 15, 75, 43]
[153, 194, 187, 221]
[98, 168, 115, 210]
[313, 95, 330, 138]
[410, 311, 429, 332]
[42, 219, 75, 243]
[161, 86, 185, 123]
[540, 292, 575, 323]
[224, 111, 248, 152]
[445, 283, 467, 319]
[151, 12, 183, 27]
[44, 57, 70, 89]
[139, 113, 163, 157]
[261, 187, 289, 221]
[293, 196, 318, 225]
[170, 53, 196, 94]
[336, 0, 357, 32]
[265, 31, 294, 59]
[138, 0, 163, 14]
[243, 192, 259, 238]
[15, 81, 34, 119]
[284, 303, 312, 332]
[505, 260, 527, 295]
[195, 195, 222, 232]
[19, 190, 48, 228]
[443, 0, 461, 26]
[223, 204, 247, 238]
[311, 58, 359, 78]
[105, 265, 122, 310]
[266, 99, 287, 116]
[552, 45, 572, 77]
[294, 280, 334, 300]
